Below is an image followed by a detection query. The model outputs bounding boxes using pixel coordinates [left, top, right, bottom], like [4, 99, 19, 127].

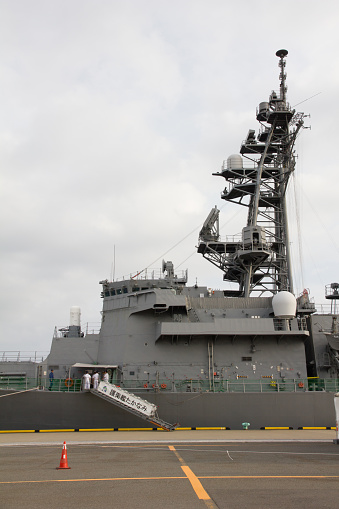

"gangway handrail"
[91, 381, 178, 431]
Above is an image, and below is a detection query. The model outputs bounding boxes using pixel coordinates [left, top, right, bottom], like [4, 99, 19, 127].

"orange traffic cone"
[56, 441, 71, 469]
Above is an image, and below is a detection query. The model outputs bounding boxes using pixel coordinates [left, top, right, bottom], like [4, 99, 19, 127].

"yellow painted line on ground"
[2, 475, 339, 485]
[0, 476, 186, 484]
[181, 465, 211, 500]
[168, 445, 217, 508]
[168, 445, 185, 464]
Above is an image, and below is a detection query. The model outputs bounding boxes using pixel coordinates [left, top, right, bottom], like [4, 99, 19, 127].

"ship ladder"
[90, 386, 178, 431]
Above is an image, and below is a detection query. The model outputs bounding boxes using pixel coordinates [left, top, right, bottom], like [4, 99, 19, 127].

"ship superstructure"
[89, 50, 310, 386]
[39, 50, 339, 389]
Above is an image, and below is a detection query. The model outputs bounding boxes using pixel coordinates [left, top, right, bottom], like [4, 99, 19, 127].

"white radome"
[227, 154, 243, 169]
[272, 291, 296, 318]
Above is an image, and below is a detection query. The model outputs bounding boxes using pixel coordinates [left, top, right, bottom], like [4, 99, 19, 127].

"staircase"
[91, 381, 178, 431]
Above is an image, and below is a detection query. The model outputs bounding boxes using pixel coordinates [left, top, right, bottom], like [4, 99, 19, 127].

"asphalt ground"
[1, 430, 339, 509]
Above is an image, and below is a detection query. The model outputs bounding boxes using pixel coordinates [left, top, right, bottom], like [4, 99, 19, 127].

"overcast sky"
[1, 0, 338, 355]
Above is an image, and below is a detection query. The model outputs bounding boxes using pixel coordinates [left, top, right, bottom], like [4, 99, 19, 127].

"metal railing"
[0, 351, 48, 362]
[53, 323, 101, 339]
[313, 304, 338, 314]
[120, 377, 339, 394]
[1, 376, 338, 394]
[0, 376, 80, 392]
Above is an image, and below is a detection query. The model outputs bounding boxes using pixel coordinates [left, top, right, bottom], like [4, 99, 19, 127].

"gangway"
[91, 381, 178, 431]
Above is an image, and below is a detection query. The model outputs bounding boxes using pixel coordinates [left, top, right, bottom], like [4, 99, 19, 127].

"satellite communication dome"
[227, 154, 243, 170]
[272, 292, 296, 318]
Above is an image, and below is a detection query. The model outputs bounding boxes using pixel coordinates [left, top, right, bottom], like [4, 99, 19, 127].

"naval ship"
[1, 50, 338, 430]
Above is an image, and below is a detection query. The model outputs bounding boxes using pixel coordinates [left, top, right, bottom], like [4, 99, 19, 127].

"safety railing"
[313, 304, 337, 314]
[53, 323, 101, 339]
[1, 377, 338, 393]
[0, 376, 38, 390]
[129, 378, 339, 393]
[0, 377, 81, 392]
[0, 351, 48, 362]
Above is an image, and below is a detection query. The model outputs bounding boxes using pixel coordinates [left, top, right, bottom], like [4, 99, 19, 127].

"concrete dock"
[1, 429, 338, 508]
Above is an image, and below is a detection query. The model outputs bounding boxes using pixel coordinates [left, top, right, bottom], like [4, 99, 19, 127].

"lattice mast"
[198, 50, 305, 297]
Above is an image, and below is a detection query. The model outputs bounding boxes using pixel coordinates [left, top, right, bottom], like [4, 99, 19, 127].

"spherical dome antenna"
[272, 291, 296, 318]
[227, 154, 243, 170]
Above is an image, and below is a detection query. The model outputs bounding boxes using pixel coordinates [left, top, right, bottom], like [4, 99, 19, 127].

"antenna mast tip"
[276, 49, 288, 58]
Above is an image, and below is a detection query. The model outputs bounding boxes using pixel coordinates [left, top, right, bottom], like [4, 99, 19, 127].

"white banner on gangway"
[97, 381, 157, 418]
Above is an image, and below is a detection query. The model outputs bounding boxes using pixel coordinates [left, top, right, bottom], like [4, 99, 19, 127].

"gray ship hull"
[0, 390, 335, 431]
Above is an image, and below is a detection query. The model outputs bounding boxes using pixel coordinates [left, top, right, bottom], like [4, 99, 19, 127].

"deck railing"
[1, 376, 338, 394]
[0, 351, 48, 362]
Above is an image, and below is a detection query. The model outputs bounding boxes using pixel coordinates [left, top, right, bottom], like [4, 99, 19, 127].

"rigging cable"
[292, 91, 322, 108]
[120, 204, 243, 280]
[301, 188, 339, 254]
[120, 221, 203, 280]
[291, 171, 305, 293]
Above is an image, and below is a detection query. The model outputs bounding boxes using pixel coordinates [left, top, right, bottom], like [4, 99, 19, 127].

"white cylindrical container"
[70, 306, 81, 327]
[272, 292, 296, 318]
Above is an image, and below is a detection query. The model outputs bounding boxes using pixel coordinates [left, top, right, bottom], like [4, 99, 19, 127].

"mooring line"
[0, 388, 39, 398]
